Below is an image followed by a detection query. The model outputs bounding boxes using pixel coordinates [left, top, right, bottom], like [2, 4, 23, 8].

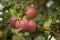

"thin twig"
[50, 30, 60, 37]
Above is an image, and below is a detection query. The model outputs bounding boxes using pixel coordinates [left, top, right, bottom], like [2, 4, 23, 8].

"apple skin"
[25, 6, 36, 18]
[20, 19, 29, 31]
[10, 16, 16, 26]
[28, 20, 36, 32]
[15, 20, 20, 29]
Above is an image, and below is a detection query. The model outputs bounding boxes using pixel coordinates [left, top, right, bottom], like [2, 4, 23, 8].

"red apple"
[28, 20, 36, 32]
[25, 6, 36, 18]
[20, 19, 29, 31]
[15, 20, 20, 29]
[10, 16, 16, 26]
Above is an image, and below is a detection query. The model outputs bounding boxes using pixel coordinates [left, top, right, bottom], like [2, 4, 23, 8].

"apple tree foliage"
[0, 0, 60, 40]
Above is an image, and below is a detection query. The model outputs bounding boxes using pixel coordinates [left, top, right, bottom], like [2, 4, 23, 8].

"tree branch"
[21, 0, 25, 18]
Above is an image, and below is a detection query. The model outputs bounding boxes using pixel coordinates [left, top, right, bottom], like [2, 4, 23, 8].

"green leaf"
[43, 16, 52, 29]
[9, 9, 17, 16]
[18, 33, 26, 40]
[23, 32, 31, 40]
[34, 35, 46, 40]
[11, 28, 21, 34]
[24, 32, 30, 36]
[35, 15, 47, 28]
[47, 9, 53, 16]
[24, 35, 31, 40]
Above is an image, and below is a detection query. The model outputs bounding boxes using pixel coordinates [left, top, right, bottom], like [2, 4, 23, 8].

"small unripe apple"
[20, 19, 29, 31]
[15, 20, 20, 29]
[28, 20, 36, 32]
[10, 16, 16, 26]
[25, 6, 36, 18]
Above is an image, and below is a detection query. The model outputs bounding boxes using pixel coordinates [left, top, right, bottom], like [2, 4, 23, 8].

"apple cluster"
[10, 6, 36, 32]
